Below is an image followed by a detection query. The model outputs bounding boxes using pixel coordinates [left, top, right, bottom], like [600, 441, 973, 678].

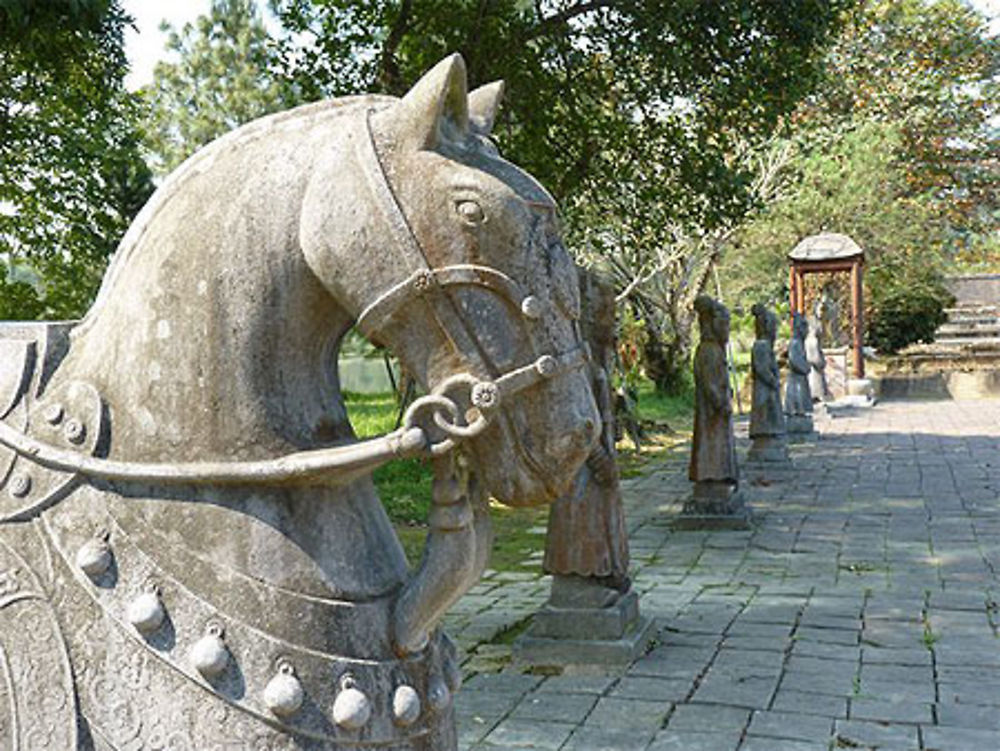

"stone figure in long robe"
[519, 272, 653, 667]
[543, 271, 629, 596]
[784, 312, 814, 433]
[748, 304, 788, 462]
[689, 295, 738, 486]
[816, 283, 844, 347]
[806, 316, 831, 402]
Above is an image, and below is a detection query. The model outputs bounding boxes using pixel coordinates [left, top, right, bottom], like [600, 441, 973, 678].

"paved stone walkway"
[447, 399, 1000, 750]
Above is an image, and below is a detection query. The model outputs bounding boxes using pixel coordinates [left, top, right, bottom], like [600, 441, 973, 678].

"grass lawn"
[344, 382, 694, 572]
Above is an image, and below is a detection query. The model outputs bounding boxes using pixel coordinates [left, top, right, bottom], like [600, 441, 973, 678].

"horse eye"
[456, 200, 485, 225]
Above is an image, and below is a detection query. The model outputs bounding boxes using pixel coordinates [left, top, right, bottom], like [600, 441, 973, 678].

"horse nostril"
[583, 418, 595, 435]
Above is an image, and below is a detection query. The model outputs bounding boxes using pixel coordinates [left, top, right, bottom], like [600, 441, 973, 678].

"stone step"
[943, 318, 1000, 329]
[944, 304, 1000, 317]
[937, 323, 1000, 337]
[934, 336, 1000, 348]
[944, 312, 1000, 324]
[888, 352, 1000, 367]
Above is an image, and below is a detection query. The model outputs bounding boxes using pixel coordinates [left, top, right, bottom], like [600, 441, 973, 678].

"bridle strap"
[0, 347, 586, 487]
[356, 264, 533, 339]
[355, 108, 429, 273]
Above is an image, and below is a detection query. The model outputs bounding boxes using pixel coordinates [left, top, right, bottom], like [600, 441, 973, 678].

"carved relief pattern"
[0, 532, 77, 750]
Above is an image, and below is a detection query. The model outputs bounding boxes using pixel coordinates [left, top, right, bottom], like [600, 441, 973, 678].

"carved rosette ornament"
[0, 53, 597, 750]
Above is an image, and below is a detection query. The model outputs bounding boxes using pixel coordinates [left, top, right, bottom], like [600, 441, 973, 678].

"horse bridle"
[354, 108, 589, 456]
[0, 108, 588, 486]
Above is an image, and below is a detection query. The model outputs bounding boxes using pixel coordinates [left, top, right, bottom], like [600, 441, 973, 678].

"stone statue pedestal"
[747, 435, 789, 463]
[785, 414, 814, 435]
[847, 378, 875, 398]
[513, 576, 654, 670]
[673, 480, 751, 530]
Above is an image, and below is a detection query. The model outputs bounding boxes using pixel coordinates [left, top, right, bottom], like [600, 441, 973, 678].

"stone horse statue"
[0, 55, 598, 749]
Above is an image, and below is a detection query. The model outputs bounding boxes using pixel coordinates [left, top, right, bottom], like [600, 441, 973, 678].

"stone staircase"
[874, 275, 1000, 399]
[933, 304, 1000, 349]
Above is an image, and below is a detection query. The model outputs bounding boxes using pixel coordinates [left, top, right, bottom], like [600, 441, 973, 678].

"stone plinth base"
[513, 616, 655, 670]
[747, 435, 789, 463]
[847, 378, 875, 398]
[513, 579, 655, 670]
[785, 414, 814, 434]
[673, 482, 752, 530]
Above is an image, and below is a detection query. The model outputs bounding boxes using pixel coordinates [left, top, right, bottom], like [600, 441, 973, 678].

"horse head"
[301, 55, 600, 506]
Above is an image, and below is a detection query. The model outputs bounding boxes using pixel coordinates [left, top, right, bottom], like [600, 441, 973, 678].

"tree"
[271, 0, 852, 391]
[140, 0, 292, 176]
[573, 134, 794, 391]
[804, 0, 1000, 260]
[720, 0, 998, 352]
[0, 0, 153, 320]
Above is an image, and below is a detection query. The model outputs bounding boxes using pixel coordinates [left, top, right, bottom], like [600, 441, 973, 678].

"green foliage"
[0, 0, 153, 320]
[273, 1, 848, 207]
[726, 121, 944, 301]
[634, 379, 695, 430]
[810, 0, 1000, 257]
[140, 0, 292, 176]
[722, 0, 998, 314]
[866, 259, 953, 354]
[271, 1, 851, 395]
[343, 391, 432, 524]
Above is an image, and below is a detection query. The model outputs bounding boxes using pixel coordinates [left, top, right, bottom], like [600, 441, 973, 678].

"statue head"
[751, 303, 777, 342]
[791, 311, 808, 340]
[694, 295, 730, 345]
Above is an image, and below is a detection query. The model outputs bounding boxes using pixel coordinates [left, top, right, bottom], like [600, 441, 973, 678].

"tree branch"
[377, 0, 414, 94]
[523, 1, 613, 41]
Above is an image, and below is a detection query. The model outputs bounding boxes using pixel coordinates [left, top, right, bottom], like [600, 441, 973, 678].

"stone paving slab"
[454, 400, 1000, 749]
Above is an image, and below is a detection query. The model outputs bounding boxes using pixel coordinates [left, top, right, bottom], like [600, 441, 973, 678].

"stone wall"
[947, 274, 1000, 306]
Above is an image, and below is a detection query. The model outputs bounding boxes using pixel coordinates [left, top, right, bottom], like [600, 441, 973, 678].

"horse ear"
[391, 53, 469, 150]
[468, 80, 504, 135]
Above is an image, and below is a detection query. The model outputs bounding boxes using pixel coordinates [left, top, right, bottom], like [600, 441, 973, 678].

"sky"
[123, 0, 205, 90]
[122, 0, 1000, 91]
[122, 0, 281, 90]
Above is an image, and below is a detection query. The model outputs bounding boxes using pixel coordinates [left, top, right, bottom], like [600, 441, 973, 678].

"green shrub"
[866, 260, 954, 354]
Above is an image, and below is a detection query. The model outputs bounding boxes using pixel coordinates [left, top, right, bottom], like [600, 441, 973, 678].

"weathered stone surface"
[805, 316, 832, 402]
[683, 296, 749, 527]
[0, 53, 598, 749]
[815, 283, 846, 348]
[542, 272, 629, 589]
[458, 400, 1000, 750]
[748, 304, 789, 464]
[784, 312, 814, 434]
[516, 273, 652, 668]
[788, 232, 863, 262]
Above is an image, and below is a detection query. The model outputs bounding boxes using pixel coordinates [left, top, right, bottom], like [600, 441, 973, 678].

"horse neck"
[57, 242, 354, 463]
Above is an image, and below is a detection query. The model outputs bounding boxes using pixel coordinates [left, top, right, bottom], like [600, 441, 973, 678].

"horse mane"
[75, 94, 395, 341]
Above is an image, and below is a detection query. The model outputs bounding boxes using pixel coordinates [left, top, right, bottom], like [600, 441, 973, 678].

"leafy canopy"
[140, 0, 292, 176]
[722, 0, 998, 352]
[0, 0, 152, 320]
[273, 0, 850, 227]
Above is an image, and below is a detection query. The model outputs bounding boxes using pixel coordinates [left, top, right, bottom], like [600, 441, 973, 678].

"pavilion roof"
[788, 232, 864, 262]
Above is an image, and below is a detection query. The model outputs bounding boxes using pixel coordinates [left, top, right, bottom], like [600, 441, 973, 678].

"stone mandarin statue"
[806, 315, 832, 402]
[515, 271, 653, 667]
[785, 312, 815, 433]
[748, 304, 789, 463]
[816, 282, 844, 348]
[543, 271, 629, 597]
[0, 54, 599, 749]
[680, 295, 748, 527]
